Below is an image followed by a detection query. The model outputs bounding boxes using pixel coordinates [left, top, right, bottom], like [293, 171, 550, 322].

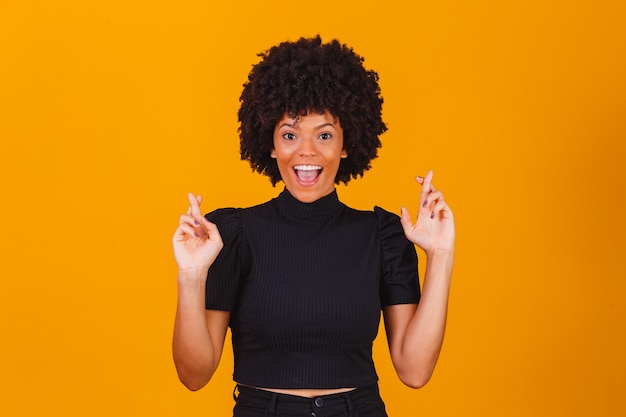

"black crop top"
[204, 188, 419, 389]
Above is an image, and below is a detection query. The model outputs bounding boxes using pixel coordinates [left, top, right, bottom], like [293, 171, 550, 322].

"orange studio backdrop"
[1, 1, 625, 416]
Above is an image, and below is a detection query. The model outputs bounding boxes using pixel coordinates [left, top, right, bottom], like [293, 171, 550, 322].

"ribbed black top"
[205, 188, 419, 389]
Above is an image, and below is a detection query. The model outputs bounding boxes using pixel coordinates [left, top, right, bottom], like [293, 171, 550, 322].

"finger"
[400, 206, 412, 226]
[201, 215, 215, 228]
[419, 170, 435, 206]
[415, 175, 436, 190]
[399, 206, 414, 233]
[422, 190, 444, 210]
[430, 200, 445, 219]
[186, 194, 193, 216]
[179, 213, 201, 226]
[187, 192, 203, 218]
[179, 212, 212, 239]
[175, 223, 201, 240]
[431, 199, 453, 219]
[202, 218, 223, 245]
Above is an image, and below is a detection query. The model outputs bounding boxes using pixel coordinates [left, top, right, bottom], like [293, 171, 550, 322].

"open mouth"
[294, 165, 322, 183]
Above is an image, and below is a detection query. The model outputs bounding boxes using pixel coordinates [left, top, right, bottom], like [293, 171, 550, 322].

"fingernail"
[194, 220, 200, 226]
[430, 212, 435, 219]
[194, 232, 200, 237]
[423, 200, 428, 207]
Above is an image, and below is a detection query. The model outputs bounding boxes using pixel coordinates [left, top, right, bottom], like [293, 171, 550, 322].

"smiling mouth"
[294, 165, 322, 183]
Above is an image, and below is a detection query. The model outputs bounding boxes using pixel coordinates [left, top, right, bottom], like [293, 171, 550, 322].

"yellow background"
[1, 1, 625, 415]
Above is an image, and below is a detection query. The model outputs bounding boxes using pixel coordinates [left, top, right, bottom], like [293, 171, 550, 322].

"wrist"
[177, 266, 208, 287]
[424, 248, 455, 260]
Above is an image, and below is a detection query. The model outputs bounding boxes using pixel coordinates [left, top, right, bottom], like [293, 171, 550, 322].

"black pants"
[232, 384, 388, 417]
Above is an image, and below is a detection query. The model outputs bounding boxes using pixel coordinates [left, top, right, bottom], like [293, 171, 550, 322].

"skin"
[172, 111, 455, 395]
[271, 111, 347, 203]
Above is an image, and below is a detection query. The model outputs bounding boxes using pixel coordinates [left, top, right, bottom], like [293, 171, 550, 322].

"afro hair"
[238, 35, 387, 185]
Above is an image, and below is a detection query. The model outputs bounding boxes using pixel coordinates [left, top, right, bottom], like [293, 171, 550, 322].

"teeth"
[294, 165, 322, 171]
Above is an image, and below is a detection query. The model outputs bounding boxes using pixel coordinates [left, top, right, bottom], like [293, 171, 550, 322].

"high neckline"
[274, 187, 343, 221]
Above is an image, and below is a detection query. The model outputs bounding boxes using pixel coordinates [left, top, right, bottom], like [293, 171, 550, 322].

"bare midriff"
[246, 386, 357, 398]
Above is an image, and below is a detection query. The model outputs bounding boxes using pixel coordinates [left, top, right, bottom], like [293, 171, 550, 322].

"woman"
[172, 36, 455, 417]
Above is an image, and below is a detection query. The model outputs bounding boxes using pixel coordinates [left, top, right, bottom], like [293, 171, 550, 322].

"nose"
[298, 137, 316, 156]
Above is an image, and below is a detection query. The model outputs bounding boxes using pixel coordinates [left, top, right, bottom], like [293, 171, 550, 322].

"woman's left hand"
[400, 170, 455, 255]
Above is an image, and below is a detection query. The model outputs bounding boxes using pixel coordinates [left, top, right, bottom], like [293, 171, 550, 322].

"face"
[271, 110, 347, 203]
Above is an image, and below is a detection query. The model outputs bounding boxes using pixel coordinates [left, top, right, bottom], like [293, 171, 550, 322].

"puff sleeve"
[204, 208, 247, 311]
[375, 206, 421, 307]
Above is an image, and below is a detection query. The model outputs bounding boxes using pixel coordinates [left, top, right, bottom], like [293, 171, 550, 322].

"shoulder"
[337, 203, 402, 228]
[204, 198, 279, 234]
[373, 205, 400, 222]
[373, 206, 404, 233]
[204, 197, 275, 222]
[203, 208, 242, 245]
[372, 206, 415, 261]
[205, 207, 242, 226]
[336, 205, 405, 244]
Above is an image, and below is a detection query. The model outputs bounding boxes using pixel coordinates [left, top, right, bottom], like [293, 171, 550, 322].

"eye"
[282, 132, 296, 140]
[319, 132, 332, 140]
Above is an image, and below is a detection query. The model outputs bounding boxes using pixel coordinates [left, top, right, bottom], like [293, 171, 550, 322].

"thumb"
[400, 206, 413, 231]
[202, 217, 223, 245]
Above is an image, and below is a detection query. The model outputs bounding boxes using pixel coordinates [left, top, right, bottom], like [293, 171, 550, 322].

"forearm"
[172, 269, 217, 391]
[396, 250, 454, 387]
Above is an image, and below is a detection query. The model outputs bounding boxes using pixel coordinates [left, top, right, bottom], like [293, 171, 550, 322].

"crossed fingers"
[178, 193, 209, 239]
[418, 170, 447, 220]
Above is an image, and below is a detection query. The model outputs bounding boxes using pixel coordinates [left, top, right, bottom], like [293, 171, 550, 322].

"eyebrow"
[277, 122, 337, 130]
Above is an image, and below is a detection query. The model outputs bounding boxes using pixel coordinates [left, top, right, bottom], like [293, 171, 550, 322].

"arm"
[384, 170, 455, 388]
[172, 193, 229, 391]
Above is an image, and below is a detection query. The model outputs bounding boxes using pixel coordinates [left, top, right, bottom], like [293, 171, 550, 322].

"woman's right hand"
[173, 193, 224, 275]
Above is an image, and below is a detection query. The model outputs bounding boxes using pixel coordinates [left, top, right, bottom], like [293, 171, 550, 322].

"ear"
[340, 149, 348, 159]
[270, 148, 276, 158]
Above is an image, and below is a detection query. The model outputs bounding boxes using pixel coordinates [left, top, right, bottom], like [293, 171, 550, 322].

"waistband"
[234, 384, 382, 416]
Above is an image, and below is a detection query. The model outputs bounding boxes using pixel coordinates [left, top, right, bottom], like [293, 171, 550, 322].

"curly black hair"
[238, 35, 387, 185]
